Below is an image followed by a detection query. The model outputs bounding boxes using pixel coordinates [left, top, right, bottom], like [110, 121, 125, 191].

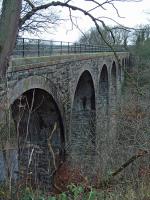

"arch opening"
[71, 71, 96, 165]
[111, 61, 117, 95]
[122, 58, 124, 67]
[99, 64, 109, 120]
[99, 65, 109, 107]
[118, 64, 122, 82]
[124, 58, 126, 66]
[11, 88, 65, 189]
[73, 71, 95, 112]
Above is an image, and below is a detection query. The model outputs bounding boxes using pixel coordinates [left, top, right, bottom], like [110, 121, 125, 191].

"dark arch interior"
[11, 88, 65, 189]
[73, 71, 95, 112]
[71, 71, 96, 164]
[100, 65, 109, 101]
[99, 65, 109, 116]
[125, 58, 128, 66]
[118, 65, 121, 82]
[111, 61, 117, 90]
[122, 58, 124, 67]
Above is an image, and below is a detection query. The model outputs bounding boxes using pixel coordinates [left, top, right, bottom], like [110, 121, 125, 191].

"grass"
[0, 177, 149, 200]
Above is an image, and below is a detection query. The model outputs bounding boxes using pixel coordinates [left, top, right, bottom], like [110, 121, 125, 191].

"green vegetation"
[0, 181, 149, 200]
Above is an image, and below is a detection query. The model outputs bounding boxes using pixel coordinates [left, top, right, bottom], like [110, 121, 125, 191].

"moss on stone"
[11, 52, 115, 67]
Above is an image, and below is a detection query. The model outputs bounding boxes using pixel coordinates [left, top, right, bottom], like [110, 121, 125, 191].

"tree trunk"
[0, 0, 22, 78]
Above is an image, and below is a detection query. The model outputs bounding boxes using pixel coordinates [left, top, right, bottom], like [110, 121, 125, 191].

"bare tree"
[20, 0, 61, 35]
[0, 0, 21, 78]
[0, 0, 143, 78]
[79, 26, 130, 48]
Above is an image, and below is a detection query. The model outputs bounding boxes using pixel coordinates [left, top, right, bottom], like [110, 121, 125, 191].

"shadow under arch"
[111, 61, 117, 95]
[8, 75, 66, 141]
[8, 75, 64, 116]
[71, 70, 96, 168]
[118, 65, 122, 82]
[122, 58, 125, 67]
[11, 88, 65, 190]
[99, 64, 109, 109]
[72, 70, 96, 112]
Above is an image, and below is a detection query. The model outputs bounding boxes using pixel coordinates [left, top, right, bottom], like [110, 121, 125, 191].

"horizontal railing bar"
[12, 37, 127, 58]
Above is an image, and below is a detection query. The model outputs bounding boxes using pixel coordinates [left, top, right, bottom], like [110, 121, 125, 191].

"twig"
[47, 122, 57, 170]
[24, 0, 35, 9]
[101, 149, 149, 187]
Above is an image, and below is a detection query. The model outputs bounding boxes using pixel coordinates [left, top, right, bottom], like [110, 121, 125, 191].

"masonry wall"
[0, 52, 129, 184]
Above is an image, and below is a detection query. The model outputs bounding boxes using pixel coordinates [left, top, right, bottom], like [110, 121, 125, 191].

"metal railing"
[13, 37, 127, 58]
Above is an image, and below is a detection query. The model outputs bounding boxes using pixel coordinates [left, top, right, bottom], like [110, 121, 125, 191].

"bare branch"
[85, 0, 108, 10]
[101, 149, 149, 186]
[109, 2, 125, 18]
[24, 0, 35, 9]
[88, 5, 105, 13]
[65, 0, 71, 3]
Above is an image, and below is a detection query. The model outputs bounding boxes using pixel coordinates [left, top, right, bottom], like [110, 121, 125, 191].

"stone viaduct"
[0, 52, 129, 188]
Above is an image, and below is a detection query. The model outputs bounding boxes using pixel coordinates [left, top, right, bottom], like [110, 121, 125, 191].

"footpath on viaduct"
[0, 39, 129, 189]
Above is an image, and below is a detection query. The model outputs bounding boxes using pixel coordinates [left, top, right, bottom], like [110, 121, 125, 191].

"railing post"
[38, 39, 40, 56]
[80, 44, 81, 53]
[50, 41, 53, 55]
[74, 43, 76, 53]
[22, 38, 25, 57]
[60, 41, 62, 54]
[68, 42, 70, 54]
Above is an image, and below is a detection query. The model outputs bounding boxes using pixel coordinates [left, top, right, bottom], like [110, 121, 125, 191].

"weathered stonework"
[0, 52, 129, 187]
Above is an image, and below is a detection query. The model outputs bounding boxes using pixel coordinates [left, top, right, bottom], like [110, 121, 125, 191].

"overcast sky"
[39, 0, 150, 42]
[49, 0, 150, 42]
[0, 0, 150, 42]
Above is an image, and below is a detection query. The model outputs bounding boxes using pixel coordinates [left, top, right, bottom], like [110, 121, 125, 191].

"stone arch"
[8, 76, 64, 116]
[124, 58, 126, 66]
[11, 88, 65, 189]
[71, 70, 96, 167]
[126, 57, 129, 66]
[111, 61, 117, 95]
[118, 63, 122, 82]
[99, 64, 109, 109]
[72, 70, 96, 112]
[122, 58, 125, 67]
[9, 77, 65, 190]
[8, 76, 66, 137]
[71, 68, 96, 110]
